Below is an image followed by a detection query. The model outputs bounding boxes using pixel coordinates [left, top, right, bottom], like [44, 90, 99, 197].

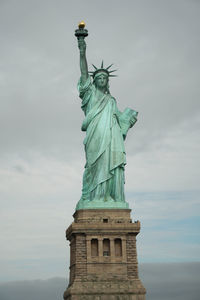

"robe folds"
[78, 77, 137, 203]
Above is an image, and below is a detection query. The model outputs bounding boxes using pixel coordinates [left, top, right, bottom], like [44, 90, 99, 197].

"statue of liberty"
[75, 22, 138, 210]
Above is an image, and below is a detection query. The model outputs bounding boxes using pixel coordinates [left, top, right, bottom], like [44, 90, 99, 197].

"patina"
[75, 22, 138, 210]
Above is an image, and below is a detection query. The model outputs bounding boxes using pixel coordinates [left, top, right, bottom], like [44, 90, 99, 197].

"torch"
[75, 21, 88, 41]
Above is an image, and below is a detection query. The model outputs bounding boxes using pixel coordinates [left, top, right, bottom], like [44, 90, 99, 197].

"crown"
[89, 61, 117, 79]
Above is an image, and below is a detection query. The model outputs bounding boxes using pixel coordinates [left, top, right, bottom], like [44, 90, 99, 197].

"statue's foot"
[103, 196, 115, 202]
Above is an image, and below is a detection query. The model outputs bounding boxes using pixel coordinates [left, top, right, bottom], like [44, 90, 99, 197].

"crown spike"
[109, 69, 117, 73]
[106, 64, 114, 70]
[92, 64, 98, 70]
[109, 75, 118, 77]
[101, 60, 104, 68]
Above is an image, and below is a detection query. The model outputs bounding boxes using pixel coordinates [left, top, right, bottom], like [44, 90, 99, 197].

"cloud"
[0, 0, 199, 159]
[125, 113, 200, 192]
[0, 277, 66, 300]
[140, 262, 200, 300]
[0, 0, 200, 283]
[0, 263, 199, 300]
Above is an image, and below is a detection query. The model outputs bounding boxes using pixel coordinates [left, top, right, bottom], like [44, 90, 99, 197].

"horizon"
[0, 262, 200, 300]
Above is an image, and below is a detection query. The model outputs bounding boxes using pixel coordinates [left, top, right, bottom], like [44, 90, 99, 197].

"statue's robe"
[78, 77, 137, 203]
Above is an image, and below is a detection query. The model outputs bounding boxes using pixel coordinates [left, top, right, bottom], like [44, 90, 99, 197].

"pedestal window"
[115, 238, 122, 256]
[91, 238, 98, 256]
[103, 238, 110, 256]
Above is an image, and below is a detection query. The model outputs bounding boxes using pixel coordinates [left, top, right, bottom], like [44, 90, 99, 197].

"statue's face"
[95, 74, 108, 89]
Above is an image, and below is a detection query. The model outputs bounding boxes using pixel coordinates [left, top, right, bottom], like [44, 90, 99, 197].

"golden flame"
[78, 21, 86, 29]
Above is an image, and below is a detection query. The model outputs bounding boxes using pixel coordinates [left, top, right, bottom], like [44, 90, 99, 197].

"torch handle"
[75, 28, 88, 40]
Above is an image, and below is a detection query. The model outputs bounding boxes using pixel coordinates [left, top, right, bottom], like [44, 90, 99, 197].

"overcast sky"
[0, 0, 200, 284]
[0, 263, 200, 300]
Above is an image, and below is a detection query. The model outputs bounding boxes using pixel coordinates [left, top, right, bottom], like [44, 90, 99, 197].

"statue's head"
[89, 61, 117, 93]
[94, 71, 109, 91]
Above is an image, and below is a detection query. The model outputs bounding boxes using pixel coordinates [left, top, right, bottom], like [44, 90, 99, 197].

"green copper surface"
[75, 25, 138, 210]
[76, 198, 129, 210]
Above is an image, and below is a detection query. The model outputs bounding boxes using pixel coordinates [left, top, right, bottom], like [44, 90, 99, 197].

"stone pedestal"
[63, 209, 146, 300]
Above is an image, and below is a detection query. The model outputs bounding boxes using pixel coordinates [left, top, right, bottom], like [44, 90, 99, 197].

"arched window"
[115, 238, 122, 256]
[91, 239, 98, 256]
[103, 239, 110, 256]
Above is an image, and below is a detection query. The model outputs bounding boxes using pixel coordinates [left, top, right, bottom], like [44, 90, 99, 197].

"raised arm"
[78, 39, 89, 84]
